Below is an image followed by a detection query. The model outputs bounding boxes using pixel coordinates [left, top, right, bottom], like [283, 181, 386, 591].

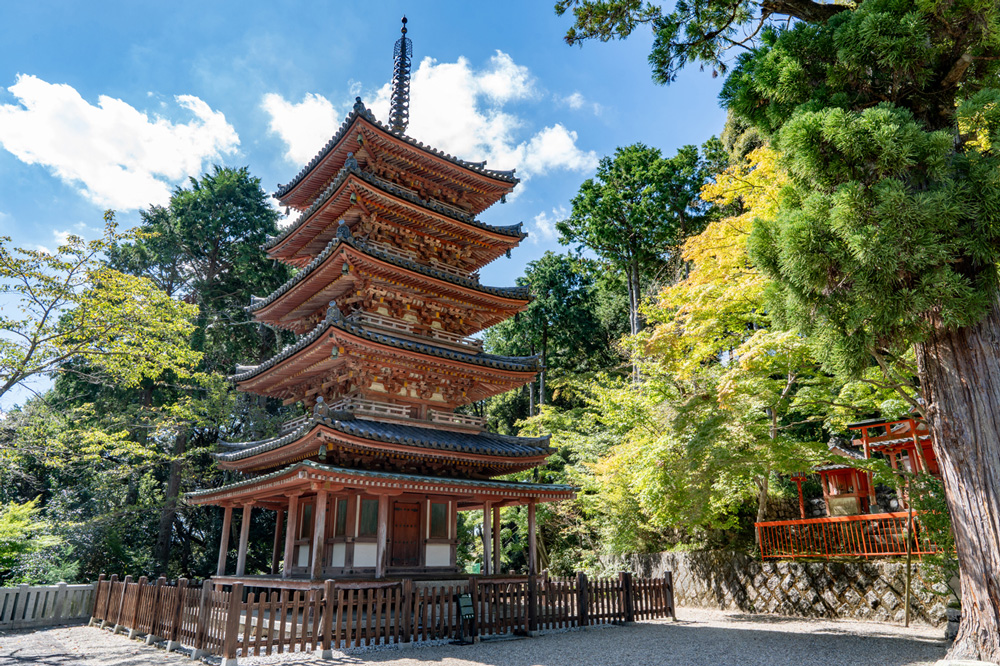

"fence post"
[466, 577, 480, 643]
[126, 576, 147, 639]
[166, 579, 187, 652]
[526, 575, 538, 636]
[145, 576, 166, 644]
[112, 575, 132, 634]
[402, 579, 414, 642]
[192, 583, 212, 660]
[620, 572, 634, 624]
[89, 575, 106, 626]
[576, 572, 589, 629]
[99, 574, 117, 629]
[11, 584, 30, 630]
[322, 580, 335, 659]
[52, 581, 69, 625]
[665, 572, 676, 621]
[222, 583, 244, 666]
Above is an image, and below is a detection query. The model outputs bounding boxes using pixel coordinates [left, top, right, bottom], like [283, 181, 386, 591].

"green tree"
[0, 498, 60, 578]
[0, 212, 200, 402]
[560, 0, 1000, 657]
[558, 142, 721, 339]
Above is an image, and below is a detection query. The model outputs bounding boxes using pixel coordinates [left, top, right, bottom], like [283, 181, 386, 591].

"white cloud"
[262, 92, 343, 165]
[530, 206, 568, 243]
[563, 92, 586, 110]
[35, 245, 52, 255]
[53, 229, 71, 246]
[263, 51, 596, 186]
[0, 75, 239, 210]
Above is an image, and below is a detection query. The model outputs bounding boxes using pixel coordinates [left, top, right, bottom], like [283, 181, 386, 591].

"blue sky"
[0, 1, 727, 408]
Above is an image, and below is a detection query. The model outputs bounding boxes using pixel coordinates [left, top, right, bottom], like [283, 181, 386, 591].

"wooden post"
[271, 509, 285, 575]
[236, 502, 254, 577]
[527, 574, 538, 635]
[193, 583, 212, 659]
[375, 494, 389, 579]
[222, 582, 244, 665]
[166, 578, 187, 652]
[145, 576, 166, 644]
[482, 501, 493, 575]
[321, 579, 335, 658]
[620, 572, 634, 623]
[283, 494, 300, 578]
[467, 576, 480, 642]
[402, 578, 414, 642]
[99, 574, 117, 628]
[577, 572, 589, 628]
[905, 497, 913, 627]
[127, 576, 147, 639]
[218, 505, 233, 577]
[794, 477, 806, 519]
[312, 490, 329, 580]
[53, 581, 68, 623]
[112, 575, 131, 634]
[492, 505, 501, 574]
[88, 574, 104, 626]
[666, 571, 676, 620]
[527, 501, 537, 575]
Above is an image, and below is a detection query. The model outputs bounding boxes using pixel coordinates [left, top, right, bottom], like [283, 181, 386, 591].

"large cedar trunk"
[915, 300, 1000, 662]
[154, 429, 188, 573]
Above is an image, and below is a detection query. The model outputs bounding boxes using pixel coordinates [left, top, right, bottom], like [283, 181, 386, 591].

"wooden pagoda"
[186, 23, 573, 584]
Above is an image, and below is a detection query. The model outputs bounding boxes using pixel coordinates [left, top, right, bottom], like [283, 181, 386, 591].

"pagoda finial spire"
[389, 16, 412, 133]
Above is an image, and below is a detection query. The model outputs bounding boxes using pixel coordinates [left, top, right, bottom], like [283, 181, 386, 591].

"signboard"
[457, 593, 474, 619]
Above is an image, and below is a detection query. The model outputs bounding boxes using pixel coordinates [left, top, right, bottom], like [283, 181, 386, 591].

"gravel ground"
[0, 608, 949, 666]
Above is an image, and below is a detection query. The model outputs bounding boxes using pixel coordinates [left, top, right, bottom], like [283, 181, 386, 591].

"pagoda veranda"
[186, 45, 573, 583]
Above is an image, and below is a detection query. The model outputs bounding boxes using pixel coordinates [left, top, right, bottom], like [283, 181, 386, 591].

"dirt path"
[0, 608, 949, 666]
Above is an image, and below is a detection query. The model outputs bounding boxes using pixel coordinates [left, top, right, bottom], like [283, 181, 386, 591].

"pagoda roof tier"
[249, 230, 529, 335]
[232, 305, 540, 407]
[267, 163, 525, 270]
[275, 99, 517, 214]
[213, 411, 552, 476]
[185, 460, 575, 509]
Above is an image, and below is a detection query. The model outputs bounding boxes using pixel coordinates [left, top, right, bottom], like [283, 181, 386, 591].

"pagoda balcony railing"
[366, 240, 418, 264]
[350, 311, 484, 351]
[328, 397, 412, 420]
[278, 414, 311, 436]
[429, 409, 486, 429]
[428, 258, 478, 281]
[756, 512, 941, 560]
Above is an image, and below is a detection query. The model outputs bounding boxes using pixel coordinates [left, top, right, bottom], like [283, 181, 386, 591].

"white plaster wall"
[426, 544, 451, 567]
[296, 544, 311, 568]
[331, 543, 346, 568]
[354, 543, 377, 567]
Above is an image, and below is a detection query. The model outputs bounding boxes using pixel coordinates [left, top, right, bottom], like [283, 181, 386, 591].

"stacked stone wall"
[617, 550, 954, 626]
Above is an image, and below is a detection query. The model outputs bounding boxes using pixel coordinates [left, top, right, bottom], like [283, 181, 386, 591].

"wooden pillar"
[216, 505, 233, 577]
[794, 477, 806, 519]
[375, 494, 389, 579]
[492, 505, 501, 574]
[482, 500, 493, 575]
[527, 500, 537, 575]
[235, 502, 254, 576]
[283, 494, 300, 578]
[311, 489, 329, 580]
[271, 509, 285, 575]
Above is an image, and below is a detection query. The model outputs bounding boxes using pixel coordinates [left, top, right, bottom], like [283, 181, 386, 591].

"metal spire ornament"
[389, 16, 412, 133]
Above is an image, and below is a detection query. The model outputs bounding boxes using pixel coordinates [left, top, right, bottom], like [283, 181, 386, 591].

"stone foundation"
[617, 550, 954, 626]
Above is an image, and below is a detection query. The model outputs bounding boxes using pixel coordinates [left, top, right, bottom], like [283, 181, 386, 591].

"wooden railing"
[429, 409, 486, 429]
[0, 582, 95, 629]
[89, 572, 675, 662]
[328, 397, 412, 420]
[278, 414, 310, 435]
[350, 310, 484, 351]
[756, 512, 941, 560]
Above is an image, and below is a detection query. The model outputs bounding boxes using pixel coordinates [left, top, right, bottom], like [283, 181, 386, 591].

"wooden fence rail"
[756, 512, 941, 560]
[0, 582, 96, 629]
[88, 572, 675, 664]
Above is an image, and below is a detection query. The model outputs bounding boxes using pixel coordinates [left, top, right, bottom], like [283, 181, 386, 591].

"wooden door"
[391, 502, 420, 567]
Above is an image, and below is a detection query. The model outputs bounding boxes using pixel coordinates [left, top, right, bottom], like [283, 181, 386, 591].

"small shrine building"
[185, 20, 574, 583]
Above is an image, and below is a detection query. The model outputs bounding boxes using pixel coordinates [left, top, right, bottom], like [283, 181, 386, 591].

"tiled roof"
[274, 98, 518, 201]
[186, 459, 573, 499]
[214, 412, 552, 462]
[230, 303, 541, 383]
[248, 230, 529, 315]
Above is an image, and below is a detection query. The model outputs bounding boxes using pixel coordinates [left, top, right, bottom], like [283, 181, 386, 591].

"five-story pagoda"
[186, 19, 574, 585]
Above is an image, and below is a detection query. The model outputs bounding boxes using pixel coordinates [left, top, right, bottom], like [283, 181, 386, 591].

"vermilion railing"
[756, 512, 940, 560]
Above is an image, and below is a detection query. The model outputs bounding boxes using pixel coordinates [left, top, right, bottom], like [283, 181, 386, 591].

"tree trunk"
[914, 300, 1000, 662]
[154, 428, 188, 573]
[539, 325, 547, 407]
[755, 462, 771, 547]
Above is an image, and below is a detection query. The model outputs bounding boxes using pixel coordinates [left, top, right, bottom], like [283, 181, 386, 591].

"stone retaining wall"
[617, 550, 954, 626]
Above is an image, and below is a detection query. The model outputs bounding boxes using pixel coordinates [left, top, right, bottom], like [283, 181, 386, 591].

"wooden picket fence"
[89, 572, 675, 663]
[0, 582, 96, 629]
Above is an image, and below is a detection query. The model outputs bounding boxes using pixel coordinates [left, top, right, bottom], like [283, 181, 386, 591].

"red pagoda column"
[216, 505, 233, 576]
[283, 493, 301, 578]
[235, 501, 254, 576]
